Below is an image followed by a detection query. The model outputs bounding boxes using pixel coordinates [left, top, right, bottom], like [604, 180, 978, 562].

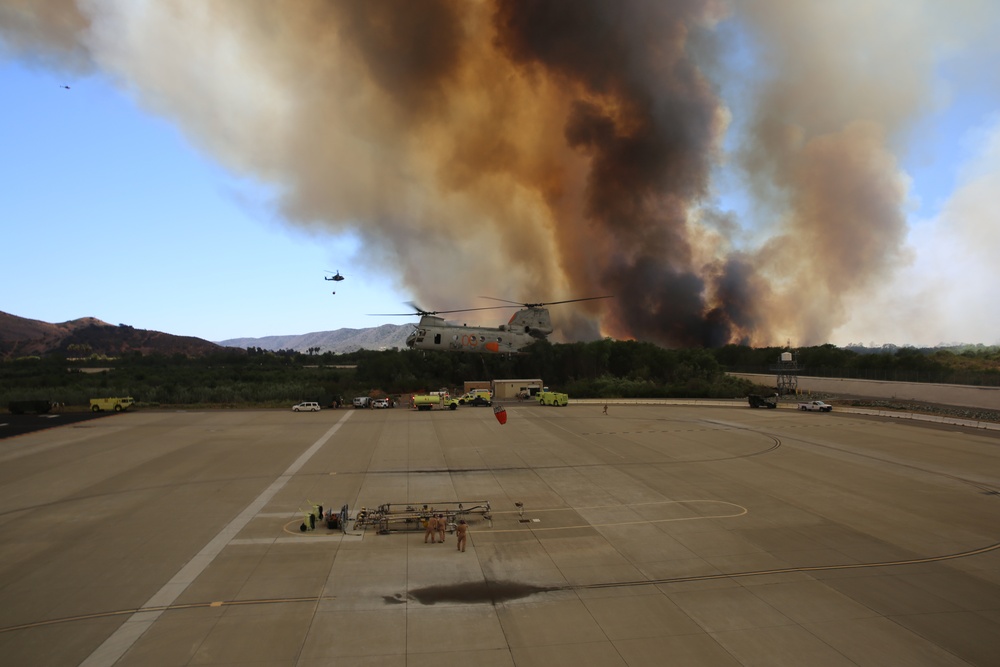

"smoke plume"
[3, 0, 997, 346]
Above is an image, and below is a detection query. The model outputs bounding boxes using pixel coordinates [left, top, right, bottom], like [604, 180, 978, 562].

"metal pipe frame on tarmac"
[352, 500, 492, 534]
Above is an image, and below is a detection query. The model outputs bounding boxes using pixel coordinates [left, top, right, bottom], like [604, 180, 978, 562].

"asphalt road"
[0, 405, 998, 666]
[0, 410, 113, 440]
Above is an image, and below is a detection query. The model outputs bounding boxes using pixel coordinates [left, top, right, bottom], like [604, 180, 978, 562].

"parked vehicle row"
[457, 389, 492, 406]
[298, 395, 832, 413]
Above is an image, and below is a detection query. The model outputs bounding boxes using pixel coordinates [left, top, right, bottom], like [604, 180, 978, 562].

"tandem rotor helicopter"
[371, 296, 612, 354]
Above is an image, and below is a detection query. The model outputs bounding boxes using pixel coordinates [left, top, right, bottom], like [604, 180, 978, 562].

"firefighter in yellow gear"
[425, 514, 439, 543]
[436, 514, 447, 543]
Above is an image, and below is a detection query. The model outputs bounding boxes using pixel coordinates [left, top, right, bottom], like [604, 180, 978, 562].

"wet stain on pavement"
[402, 580, 560, 605]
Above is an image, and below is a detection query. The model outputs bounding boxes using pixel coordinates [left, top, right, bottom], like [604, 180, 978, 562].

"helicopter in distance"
[324, 270, 345, 282]
[370, 296, 612, 354]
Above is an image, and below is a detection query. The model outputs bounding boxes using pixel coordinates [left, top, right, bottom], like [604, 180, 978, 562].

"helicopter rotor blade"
[477, 296, 524, 306]
[434, 305, 513, 314]
[368, 301, 515, 318]
[405, 301, 429, 315]
[367, 301, 432, 317]
[478, 295, 614, 308]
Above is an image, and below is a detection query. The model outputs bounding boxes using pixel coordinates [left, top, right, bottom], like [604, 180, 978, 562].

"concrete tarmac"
[0, 404, 998, 666]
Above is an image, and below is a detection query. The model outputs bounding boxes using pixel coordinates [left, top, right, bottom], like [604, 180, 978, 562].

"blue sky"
[1, 62, 412, 341]
[2, 3, 999, 347]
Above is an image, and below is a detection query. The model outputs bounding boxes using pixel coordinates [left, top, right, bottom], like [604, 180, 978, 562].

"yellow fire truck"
[537, 390, 569, 406]
[410, 394, 459, 411]
[89, 397, 135, 413]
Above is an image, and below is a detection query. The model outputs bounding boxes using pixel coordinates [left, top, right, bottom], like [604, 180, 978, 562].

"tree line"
[2, 341, 997, 409]
[715, 343, 1000, 386]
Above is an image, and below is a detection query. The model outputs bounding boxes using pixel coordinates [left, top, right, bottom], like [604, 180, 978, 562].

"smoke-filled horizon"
[4, 0, 999, 347]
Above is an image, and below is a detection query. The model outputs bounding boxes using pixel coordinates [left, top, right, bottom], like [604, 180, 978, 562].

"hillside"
[0, 311, 109, 343]
[217, 323, 411, 354]
[0, 311, 410, 358]
[0, 311, 224, 358]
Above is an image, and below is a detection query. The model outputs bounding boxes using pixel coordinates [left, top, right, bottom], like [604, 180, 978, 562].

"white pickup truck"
[797, 400, 832, 412]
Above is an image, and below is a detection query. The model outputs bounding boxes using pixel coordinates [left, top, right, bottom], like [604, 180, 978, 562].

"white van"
[292, 402, 321, 412]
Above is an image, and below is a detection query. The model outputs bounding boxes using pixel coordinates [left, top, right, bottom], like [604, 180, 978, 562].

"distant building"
[492, 378, 543, 400]
[463, 380, 492, 394]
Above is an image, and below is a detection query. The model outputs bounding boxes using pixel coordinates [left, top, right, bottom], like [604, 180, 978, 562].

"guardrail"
[837, 407, 1000, 431]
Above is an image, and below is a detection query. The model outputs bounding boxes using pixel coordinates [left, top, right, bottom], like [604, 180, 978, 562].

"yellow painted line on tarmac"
[488, 499, 747, 533]
[5, 539, 999, 633]
[581, 541, 1000, 589]
[283, 518, 348, 537]
[0, 596, 336, 635]
[492, 499, 744, 515]
[280, 500, 747, 536]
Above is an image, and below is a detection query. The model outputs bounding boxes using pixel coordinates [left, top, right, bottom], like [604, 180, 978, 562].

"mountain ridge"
[0, 310, 408, 357]
[216, 323, 411, 353]
[0, 311, 224, 358]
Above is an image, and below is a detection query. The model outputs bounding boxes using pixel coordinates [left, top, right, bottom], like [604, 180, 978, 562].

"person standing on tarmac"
[437, 514, 447, 544]
[455, 520, 468, 552]
[425, 514, 439, 544]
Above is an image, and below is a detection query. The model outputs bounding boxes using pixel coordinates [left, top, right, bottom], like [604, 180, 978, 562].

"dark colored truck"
[747, 394, 777, 409]
[8, 400, 53, 415]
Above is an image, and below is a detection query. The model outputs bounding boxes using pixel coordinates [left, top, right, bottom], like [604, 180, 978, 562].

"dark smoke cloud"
[334, 1, 464, 117]
[5, 0, 987, 346]
[493, 1, 731, 346]
[0, 0, 92, 70]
